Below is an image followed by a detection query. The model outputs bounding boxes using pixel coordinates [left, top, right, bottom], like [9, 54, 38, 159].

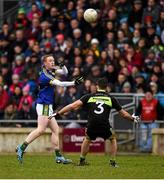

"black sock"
[55, 149, 62, 157]
[20, 142, 28, 151]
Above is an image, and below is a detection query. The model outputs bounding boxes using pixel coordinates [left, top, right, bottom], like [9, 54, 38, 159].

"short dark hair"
[97, 78, 108, 90]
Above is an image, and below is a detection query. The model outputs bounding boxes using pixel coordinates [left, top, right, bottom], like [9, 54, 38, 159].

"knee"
[84, 137, 91, 144]
[52, 126, 59, 135]
[37, 128, 45, 135]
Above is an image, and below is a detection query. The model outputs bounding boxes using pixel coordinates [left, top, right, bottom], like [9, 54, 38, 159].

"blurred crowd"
[0, 0, 164, 125]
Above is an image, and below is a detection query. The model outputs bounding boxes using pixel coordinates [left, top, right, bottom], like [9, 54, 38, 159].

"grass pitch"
[0, 153, 163, 179]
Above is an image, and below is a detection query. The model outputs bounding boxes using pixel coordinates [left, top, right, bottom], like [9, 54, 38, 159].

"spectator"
[10, 86, 22, 108]
[9, 74, 22, 95]
[115, 73, 127, 93]
[12, 55, 25, 75]
[26, 17, 41, 40]
[90, 38, 100, 59]
[10, 29, 27, 54]
[87, 65, 102, 83]
[54, 34, 67, 52]
[48, 6, 59, 32]
[128, 0, 143, 28]
[27, 3, 42, 21]
[136, 90, 163, 152]
[99, 50, 110, 66]
[159, 10, 164, 30]
[145, 23, 156, 48]
[125, 46, 143, 71]
[18, 84, 33, 110]
[72, 28, 83, 48]
[115, 0, 131, 23]
[122, 81, 132, 93]
[3, 104, 17, 127]
[0, 58, 12, 85]
[142, 0, 160, 24]
[81, 79, 92, 94]
[150, 35, 164, 57]
[14, 8, 29, 29]
[56, 20, 68, 37]
[134, 74, 146, 92]
[137, 38, 148, 58]
[0, 84, 9, 119]
[63, 86, 81, 119]
[42, 2, 51, 20]
[54, 86, 66, 112]
[144, 50, 157, 73]
[64, 1, 76, 20]
[132, 29, 141, 45]
[40, 28, 55, 49]
[0, 22, 11, 40]
[83, 55, 95, 76]
[103, 64, 117, 85]
[116, 29, 128, 52]
[16, 99, 37, 127]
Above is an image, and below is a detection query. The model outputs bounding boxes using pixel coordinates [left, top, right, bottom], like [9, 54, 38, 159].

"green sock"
[80, 155, 85, 162]
[55, 149, 62, 157]
[20, 142, 28, 151]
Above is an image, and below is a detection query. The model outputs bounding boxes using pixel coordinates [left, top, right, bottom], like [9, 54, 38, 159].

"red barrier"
[63, 128, 104, 152]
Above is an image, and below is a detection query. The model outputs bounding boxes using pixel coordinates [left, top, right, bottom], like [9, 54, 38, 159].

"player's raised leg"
[78, 137, 91, 165]
[16, 116, 48, 163]
[48, 117, 72, 164]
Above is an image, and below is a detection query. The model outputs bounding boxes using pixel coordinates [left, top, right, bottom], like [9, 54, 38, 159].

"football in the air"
[84, 8, 98, 23]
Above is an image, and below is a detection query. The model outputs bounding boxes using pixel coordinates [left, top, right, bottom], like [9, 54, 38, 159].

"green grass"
[0, 153, 163, 179]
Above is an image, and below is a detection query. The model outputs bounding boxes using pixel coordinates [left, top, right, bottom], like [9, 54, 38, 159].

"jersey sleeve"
[111, 96, 122, 111]
[80, 94, 91, 105]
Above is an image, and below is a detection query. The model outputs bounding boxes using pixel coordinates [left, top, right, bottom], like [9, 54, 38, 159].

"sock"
[80, 155, 85, 162]
[55, 149, 62, 157]
[110, 156, 116, 162]
[20, 141, 28, 151]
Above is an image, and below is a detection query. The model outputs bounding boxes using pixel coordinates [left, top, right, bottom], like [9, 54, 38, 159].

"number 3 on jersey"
[94, 101, 104, 114]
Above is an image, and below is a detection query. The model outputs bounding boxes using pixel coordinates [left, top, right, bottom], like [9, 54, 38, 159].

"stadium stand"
[0, 0, 164, 125]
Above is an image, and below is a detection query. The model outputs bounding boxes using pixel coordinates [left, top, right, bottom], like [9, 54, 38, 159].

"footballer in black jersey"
[80, 90, 122, 140]
[49, 78, 140, 167]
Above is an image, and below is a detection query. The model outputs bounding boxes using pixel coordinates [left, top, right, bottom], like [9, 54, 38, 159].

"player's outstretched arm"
[58, 100, 83, 114]
[50, 76, 84, 87]
[48, 100, 83, 119]
[50, 79, 75, 87]
[118, 109, 140, 123]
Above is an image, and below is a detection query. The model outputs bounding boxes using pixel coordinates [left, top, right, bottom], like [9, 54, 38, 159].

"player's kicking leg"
[78, 136, 91, 166]
[16, 116, 48, 163]
[109, 137, 119, 168]
[49, 117, 72, 164]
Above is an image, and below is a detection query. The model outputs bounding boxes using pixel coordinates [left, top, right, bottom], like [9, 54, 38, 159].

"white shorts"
[36, 104, 53, 116]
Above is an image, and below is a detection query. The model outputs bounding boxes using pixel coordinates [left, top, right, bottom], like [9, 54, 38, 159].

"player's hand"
[58, 59, 65, 68]
[74, 76, 84, 85]
[132, 113, 140, 123]
[48, 113, 57, 120]
[48, 112, 60, 120]
[58, 61, 65, 68]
